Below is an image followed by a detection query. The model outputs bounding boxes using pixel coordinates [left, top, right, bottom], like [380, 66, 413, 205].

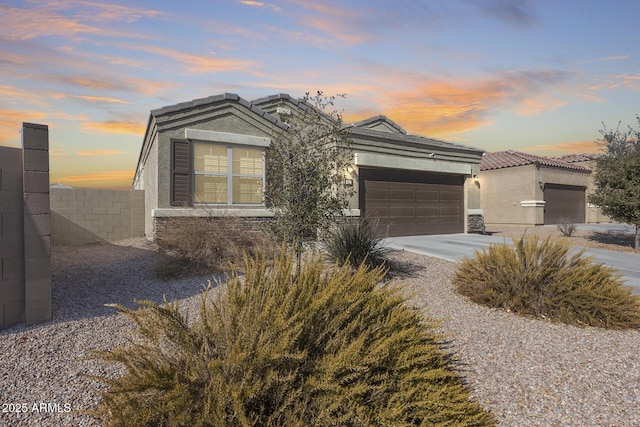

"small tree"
[589, 115, 640, 251]
[264, 91, 354, 254]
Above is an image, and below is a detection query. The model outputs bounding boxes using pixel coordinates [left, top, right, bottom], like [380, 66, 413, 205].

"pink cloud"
[75, 95, 130, 104]
[0, 108, 49, 143]
[0, 2, 162, 42]
[81, 120, 145, 136]
[127, 45, 260, 75]
[523, 140, 601, 154]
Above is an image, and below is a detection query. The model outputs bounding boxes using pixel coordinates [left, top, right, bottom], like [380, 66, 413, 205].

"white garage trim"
[520, 200, 546, 207]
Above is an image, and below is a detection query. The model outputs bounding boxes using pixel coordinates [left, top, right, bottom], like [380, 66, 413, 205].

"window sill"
[153, 208, 361, 218]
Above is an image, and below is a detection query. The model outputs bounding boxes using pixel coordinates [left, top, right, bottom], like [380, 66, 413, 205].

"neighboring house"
[133, 93, 485, 239]
[553, 153, 612, 223]
[479, 150, 601, 227]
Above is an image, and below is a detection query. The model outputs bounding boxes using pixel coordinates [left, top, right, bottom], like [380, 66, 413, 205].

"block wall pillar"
[0, 147, 25, 328]
[22, 123, 51, 325]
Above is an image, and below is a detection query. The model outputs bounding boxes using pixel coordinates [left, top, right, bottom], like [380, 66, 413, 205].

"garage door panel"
[366, 187, 390, 201]
[440, 191, 463, 201]
[361, 168, 464, 237]
[366, 205, 389, 218]
[544, 184, 585, 225]
[389, 189, 415, 201]
[416, 206, 439, 217]
[389, 206, 416, 217]
[440, 206, 462, 216]
[415, 190, 438, 202]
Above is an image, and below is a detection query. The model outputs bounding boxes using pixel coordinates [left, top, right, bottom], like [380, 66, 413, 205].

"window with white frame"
[193, 143, 264, 205]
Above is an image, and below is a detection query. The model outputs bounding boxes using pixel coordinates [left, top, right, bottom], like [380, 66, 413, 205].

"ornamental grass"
[454, 234, 640, 329]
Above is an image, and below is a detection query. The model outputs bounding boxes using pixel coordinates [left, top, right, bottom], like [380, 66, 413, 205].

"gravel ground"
[1, 239, 640, 426]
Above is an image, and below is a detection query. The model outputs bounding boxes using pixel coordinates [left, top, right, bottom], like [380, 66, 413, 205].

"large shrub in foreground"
[91, 249, 495, 426]
[454, 235, 640, 329]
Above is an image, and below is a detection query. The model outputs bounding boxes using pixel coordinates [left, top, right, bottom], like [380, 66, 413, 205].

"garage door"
[544, 184, 585, 224]
[360, 168, 464, 237]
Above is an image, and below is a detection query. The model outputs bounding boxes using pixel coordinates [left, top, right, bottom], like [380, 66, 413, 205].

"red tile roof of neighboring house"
[553, 153, 598, 163]
[481, 150, 591, 172]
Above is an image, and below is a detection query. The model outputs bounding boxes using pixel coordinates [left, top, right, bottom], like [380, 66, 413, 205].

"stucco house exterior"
[479, 150, 608, 227]
[133, 93, 485, 238]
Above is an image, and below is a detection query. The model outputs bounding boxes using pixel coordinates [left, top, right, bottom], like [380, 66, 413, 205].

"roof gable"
[150, 93, 288, 130]
[481, 150, 591, 172]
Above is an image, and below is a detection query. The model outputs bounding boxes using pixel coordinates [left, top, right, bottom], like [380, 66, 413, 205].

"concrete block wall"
[51, 188, 144, 245]
[0, 123, 52, 329]
[0, 146, 25, 328]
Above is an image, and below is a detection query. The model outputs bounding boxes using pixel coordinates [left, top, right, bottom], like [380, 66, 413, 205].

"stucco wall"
[141, 133, 159, 237]
[480, 165, 539, 227]
[539, 167, 590, 188]
[466, 163, 482, 210]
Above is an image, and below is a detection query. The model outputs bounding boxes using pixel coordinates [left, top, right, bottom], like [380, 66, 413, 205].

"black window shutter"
[171, 139, 191, 206]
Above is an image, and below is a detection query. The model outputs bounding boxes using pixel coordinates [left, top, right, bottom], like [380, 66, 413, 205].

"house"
[133, 93, 485, 239]
[553, 153, 611, 223]
[479, 150, 603, 227]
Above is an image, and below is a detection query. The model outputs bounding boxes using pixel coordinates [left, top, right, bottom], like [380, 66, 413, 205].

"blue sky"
[1, 0, 638, 188]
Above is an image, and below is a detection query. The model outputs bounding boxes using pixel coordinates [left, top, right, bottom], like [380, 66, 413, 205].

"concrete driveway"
[385, 233, 640, 294]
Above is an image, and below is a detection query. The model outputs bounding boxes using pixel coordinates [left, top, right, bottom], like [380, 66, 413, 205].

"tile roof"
[553, 153, 598, 163]
[144, 92, 484, 159]
[481, 150, 591, 172]
[350, 126, 483, 154]
[150, 93, 290, 130]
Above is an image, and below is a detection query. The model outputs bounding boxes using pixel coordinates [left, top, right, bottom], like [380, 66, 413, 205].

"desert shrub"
[154, 215, 274, 279]
[324, 219, 390, 269]
[454, 234, 640, 329]
[557, 218, 577, 237]
[91, 248, 495, 426]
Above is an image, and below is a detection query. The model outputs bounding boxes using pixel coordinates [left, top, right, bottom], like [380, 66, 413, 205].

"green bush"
[324, 219, 390, 269]
[454, 234, 640, 329]
[154, 215, 274, 279]
[91, 248, 495, 426]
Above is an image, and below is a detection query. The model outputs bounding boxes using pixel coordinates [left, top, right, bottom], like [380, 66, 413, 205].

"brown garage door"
[544, 184, 585, 224]
[360, 168, 464, 237]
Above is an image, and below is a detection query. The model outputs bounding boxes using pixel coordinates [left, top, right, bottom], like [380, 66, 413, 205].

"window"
[193, 143, 263, 205]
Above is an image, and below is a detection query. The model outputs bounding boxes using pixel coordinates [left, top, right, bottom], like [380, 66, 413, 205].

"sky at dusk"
[1, 0, 639, 189]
